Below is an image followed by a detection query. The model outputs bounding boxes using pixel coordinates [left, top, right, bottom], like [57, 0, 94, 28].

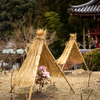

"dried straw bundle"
[13, 29, 61, 87]
[13, 29, 75, 99]
[57, 33, 88, 69]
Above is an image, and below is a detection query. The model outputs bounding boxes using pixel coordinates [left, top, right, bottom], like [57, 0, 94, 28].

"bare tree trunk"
[88, 63, 96, 87]
[87, 89, 93, 100]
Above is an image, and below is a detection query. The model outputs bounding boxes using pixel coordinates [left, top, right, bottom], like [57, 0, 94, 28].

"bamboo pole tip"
[36, 29, 47, 36]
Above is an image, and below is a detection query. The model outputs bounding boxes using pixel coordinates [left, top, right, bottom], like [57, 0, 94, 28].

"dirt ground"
[0, 69, 100, 100]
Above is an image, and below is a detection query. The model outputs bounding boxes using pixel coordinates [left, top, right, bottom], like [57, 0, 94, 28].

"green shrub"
[82, 48, 100, 71]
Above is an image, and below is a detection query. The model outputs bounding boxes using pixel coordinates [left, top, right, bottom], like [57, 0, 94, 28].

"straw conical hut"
[57, 33, 88, 70]
[13, 29, 63, 87]
[13, 29, 75, 100]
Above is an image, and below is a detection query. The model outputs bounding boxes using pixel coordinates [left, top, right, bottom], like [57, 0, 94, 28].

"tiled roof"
[69, 0, 100, 13]
[69, 5, 100, 13]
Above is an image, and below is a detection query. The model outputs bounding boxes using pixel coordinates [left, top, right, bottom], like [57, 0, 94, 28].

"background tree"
[0, 0, 36, 37]
[0, 0, 97, 59]
[0, 0, 36, 21]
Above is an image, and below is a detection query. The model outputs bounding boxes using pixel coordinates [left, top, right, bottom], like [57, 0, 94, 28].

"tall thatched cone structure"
[13, 29, 75, 100]
[57, 33, 89, 70]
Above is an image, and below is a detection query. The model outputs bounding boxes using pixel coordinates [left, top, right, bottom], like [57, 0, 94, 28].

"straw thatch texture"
[39, 42, 62, 77]
[57, 33, 85, 65]
[13, 29, 61, 87]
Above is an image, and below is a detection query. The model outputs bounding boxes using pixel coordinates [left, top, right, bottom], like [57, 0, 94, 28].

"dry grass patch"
[0, 69, 100, 100]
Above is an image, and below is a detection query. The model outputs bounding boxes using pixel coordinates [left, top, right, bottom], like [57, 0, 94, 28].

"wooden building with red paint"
[69, 0, 100, 48]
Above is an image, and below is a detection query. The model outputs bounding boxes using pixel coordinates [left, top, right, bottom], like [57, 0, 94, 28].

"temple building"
[68, 0, 100, 48]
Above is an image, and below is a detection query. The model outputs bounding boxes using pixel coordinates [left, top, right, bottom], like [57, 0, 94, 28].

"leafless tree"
[0, 14, 57, 70]
[84, 52, 97, 87]
[77, 41, 87, 49]
[88, 40, 95, 49]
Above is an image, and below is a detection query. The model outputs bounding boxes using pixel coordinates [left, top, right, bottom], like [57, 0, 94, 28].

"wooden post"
[96, 43, 99, 48]
[83, 22, 86, 49]
[60, 68, 75, 93]
[28, 67, 38, 100]
[28, 82, 34, 100]
[58, 65, 75, 93]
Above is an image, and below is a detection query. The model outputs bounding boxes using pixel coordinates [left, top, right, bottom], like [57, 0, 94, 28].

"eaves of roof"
[69, 4, 100, 13]
[69, 0, 98, 8]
